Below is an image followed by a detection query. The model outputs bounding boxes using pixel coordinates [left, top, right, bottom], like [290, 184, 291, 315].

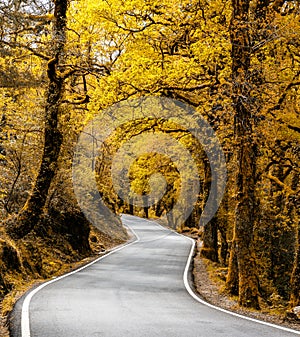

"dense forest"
[0, 0, 299, 325]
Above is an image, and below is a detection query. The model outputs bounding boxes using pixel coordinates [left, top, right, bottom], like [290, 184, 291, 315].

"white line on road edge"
[21, 222, 139, 337]
[21, 215, 300, 336]
[182, 236, 300, 335]
[142, 217, 300, 336]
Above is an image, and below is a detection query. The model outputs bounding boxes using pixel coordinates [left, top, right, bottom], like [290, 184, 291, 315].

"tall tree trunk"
[226, 240, 239, 295]
[269, 144, 295, 299]
[290, 220, 300, 307]
[201, 218, 218, 262]
[201, 158, 219, 262]
[219, 195, 228, 266]
[290, 220, 300, 308]
[0, 114, 6, 161]
[129, 196, 134, 215]
[143, 193, 149, 218]
[289, 173, 300, 307]
[9, 0, 68, 239]
[226, 0, 260, 309]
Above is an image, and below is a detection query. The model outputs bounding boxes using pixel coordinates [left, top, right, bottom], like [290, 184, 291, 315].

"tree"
[288, 169, 300, 308]
[8, 0, 68, 238]
[225, 0, 260, 309]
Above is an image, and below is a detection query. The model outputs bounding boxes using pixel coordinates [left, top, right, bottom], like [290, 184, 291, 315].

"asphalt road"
[11, 215, 300, 337]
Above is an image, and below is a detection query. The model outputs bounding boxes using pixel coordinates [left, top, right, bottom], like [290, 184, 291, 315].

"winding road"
[11, 215, 300, 337]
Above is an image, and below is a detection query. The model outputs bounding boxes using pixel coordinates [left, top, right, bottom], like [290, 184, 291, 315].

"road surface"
[11, 215, 300, 337]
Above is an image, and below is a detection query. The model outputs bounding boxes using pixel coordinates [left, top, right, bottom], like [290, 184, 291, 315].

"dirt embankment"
[0, 212, 127, 337]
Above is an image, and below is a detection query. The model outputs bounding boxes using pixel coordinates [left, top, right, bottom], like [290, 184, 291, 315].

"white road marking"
[182, 235, 300, 335]
[146, 217, 300, 336]
[20, 215, 300, 336]
[21, 222, 139, 337]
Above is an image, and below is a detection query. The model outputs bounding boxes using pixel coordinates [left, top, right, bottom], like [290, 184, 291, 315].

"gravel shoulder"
[192, 242, 300, 333]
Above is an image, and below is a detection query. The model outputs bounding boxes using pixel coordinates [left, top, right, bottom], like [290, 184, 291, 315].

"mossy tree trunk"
[10, 0, 68, 239]
[289, 173, 300, 307]
[290, 220, 300, 308]
[226, 0, 260, 309]
[219, 192, 229, 266]
[226, 240, 239, 295]
[201, 158, 219, 262]
[269, 143, 296, 299]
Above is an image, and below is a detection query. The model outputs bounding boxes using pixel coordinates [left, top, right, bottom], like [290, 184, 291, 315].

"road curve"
[11, 215, 300, 337]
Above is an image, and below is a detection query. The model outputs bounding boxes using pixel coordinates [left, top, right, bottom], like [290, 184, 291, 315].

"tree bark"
[226, 240, 239, 295]
[201, 217, 218, 262]
[226, 0, 260, 309]
[142, 193, 149, 218]
[219, 223, 228, 266]
[290, 220, 300, 307]
[9, 0, 68, 239]
[289, 173, 300, 307]
[201, 158, 219, 262]
[269, 144, 296, 298]
[129, 196, 134, 215]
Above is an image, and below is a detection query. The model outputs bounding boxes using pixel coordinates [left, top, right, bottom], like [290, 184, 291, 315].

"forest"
[0, 0, 299, 330]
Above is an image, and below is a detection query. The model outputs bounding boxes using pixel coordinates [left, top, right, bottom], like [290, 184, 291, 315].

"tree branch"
[267, 173, 299, 195]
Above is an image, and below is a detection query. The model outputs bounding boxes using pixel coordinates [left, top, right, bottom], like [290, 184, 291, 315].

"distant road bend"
[12, 215, 300, 337]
